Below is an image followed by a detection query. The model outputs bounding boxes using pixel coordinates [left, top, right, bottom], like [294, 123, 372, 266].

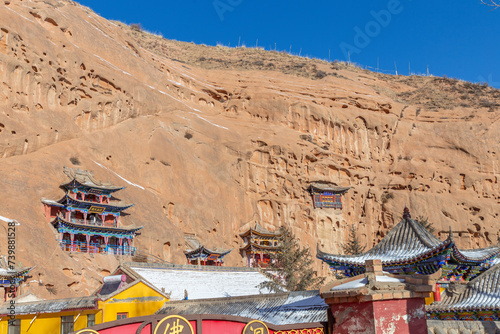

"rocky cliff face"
[0, 0, 498, 299]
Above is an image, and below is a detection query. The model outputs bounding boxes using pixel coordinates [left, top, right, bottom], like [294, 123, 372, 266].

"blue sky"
[79, 0, 500, 87]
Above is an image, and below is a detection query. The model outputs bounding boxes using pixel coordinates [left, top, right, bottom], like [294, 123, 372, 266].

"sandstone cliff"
[0, 0, 498, 299]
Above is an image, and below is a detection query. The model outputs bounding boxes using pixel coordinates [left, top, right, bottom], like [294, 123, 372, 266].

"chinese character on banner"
[242, 320, 269, 334]
[154, 315, 194, 334]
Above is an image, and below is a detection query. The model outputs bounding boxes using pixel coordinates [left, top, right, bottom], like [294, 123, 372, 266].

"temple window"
[7, 319, 20, 334]
[116, 313, 128, 320]
[87, 314, 95, 327]
[61, 316, 74, 334]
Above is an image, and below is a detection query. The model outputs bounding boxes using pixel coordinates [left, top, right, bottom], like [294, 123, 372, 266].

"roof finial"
[448, 225, 454, 241]
[403, 205, 411, 220]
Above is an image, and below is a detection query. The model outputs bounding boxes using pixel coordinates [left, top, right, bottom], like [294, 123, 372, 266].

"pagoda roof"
[61, 166, 124, 192]
[427, 263, 500, 312]
[317, 207, 500, 268]
[239, 223, 284, 238]
[317, 209, 452, 267]
[184, 235, 232, 257]
[51, 215, 142, 236]
[310, 183, 351, 193]
[43, 194, 133, 213]
[0, 267, 33, 280]
[239, 241, 280, 252]
[450, 242, 500, 264]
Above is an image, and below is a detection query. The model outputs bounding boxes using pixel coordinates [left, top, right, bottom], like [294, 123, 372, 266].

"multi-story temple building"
[184, 234, 232, 266]
[42, 167, 142, 256]
[239, 224, 283, 267]
[317, 207, 500, 281]
[309, 183, 350, 209]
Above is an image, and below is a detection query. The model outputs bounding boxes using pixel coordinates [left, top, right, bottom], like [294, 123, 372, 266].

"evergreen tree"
[341, 225, 366, 255]
[416, 216, 435, 234]
[257, 227, 325, 293]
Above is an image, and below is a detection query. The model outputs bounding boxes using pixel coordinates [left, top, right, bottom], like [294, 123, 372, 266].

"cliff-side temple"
[42, 167, 142, 256]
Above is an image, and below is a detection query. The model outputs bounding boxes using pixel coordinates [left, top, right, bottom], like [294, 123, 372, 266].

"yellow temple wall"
[0, 310, 99, 334]
[98, 281, 168, 323]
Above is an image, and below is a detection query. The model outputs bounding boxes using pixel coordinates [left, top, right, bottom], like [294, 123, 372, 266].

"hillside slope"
[0, 0, 498, 299]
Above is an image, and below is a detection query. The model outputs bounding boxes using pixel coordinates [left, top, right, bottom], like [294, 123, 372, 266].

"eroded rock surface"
[0, 0, 498, 299]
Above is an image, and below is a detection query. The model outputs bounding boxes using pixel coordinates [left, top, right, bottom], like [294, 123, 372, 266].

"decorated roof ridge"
[0, 266, 34, 278]
[184, 234, 233, 256]
[317, 207, 452, 265]
[40, 198, 64, 207]
[451, 242, 500, 263]
[42, 194, 133, 210]
[64, 194, 133, 209]
[184, 245, 233, 257]
[239, 223, 284, 237]
[309, 182, 351, 193]
[52, 214, 143, 233]
[239, 241, 281, 251]
[427, 263, 500, 312]
[61, 166, 123, 191]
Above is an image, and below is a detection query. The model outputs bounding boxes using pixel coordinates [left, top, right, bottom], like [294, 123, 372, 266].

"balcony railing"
[69, 218, 117, 228]
[58, 240, 135, 256]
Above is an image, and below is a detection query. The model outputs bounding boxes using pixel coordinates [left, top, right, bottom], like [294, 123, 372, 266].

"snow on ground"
[93, 161, 145, 190]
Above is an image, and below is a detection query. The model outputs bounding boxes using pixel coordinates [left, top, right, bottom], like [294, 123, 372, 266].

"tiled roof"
[0, 257, 33, 280]
[317, 214, 450, 266]
[428, 264, 500, 312]
[184, 235, 232, 256]
[51, 215, 142, 234]
[157, 290, 327, 325]
[240, 241, 280, 251]
[62, 166, 123, 191]
[0, 296, 97, 315]
[310, 183, 350, 193]
[128, 263, 273, 300]
[239, 223, 284, 238]
[452, 243, 500, 263]
[318, 208, 500, 267]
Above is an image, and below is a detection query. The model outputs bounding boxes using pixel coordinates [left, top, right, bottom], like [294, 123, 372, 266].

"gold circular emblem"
[154, 315, 194, 334]
[75, 330, 100, 334]
[242, 320, 269, 334]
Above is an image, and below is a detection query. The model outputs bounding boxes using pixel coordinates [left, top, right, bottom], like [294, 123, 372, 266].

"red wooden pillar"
[434, 283, 441, 302]
[104, 236, 109, 254]
[118, 238, 123, 255]
[70, 233, 75, 251]
[83, 212, 87, 225]
[66, 210, 70, 221]
[86, 235, 90, 253]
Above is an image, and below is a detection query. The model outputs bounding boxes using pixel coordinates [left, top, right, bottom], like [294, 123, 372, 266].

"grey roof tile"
[156, 290, 327, 325]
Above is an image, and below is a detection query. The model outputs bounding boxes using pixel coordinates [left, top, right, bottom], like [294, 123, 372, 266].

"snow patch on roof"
[131, 267, 272, 300]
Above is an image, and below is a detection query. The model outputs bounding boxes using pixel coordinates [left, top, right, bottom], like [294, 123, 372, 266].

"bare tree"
[481, 0, 500, 8]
